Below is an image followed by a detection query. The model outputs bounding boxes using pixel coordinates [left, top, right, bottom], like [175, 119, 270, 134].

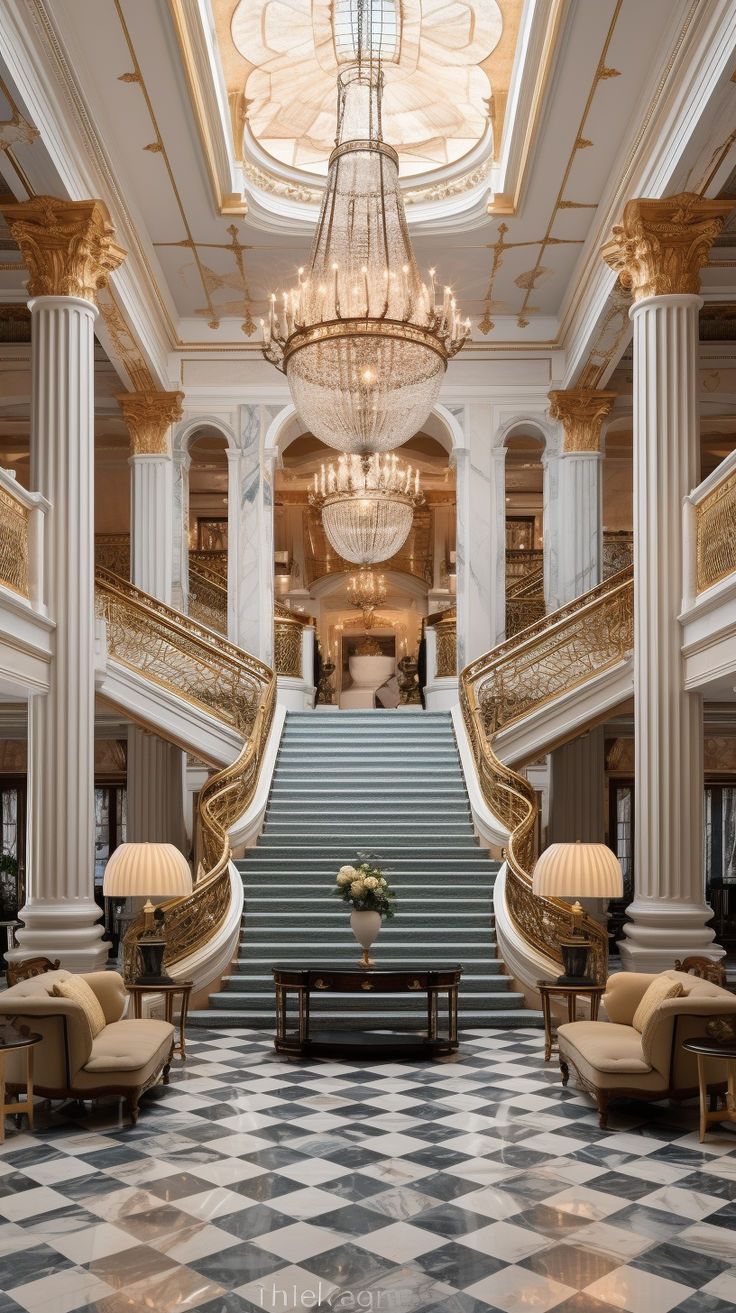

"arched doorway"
[273, 427, 455, 706]
[503, 431, 545, 637]
[187, 431, 229, 633]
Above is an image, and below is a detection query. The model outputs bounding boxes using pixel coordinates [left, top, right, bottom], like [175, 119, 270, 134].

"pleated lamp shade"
[532, 843, 623, 900]
[103, 843, 192, 899]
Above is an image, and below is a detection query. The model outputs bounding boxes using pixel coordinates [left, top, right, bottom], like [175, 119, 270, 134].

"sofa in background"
[0, 969, 174, 1123]
[558, 969, 736, 1128]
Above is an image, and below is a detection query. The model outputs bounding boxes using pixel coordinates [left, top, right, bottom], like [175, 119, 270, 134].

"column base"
[619, 899, 723, 972]
[7, 900, 109, 973]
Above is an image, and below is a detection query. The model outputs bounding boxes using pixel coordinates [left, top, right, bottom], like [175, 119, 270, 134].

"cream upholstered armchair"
[0, 969, 174, 1123]
[558, 969, 736, 1128]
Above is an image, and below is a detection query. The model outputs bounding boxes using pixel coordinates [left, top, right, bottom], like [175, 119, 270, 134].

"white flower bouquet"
[334, 859, 396, 919]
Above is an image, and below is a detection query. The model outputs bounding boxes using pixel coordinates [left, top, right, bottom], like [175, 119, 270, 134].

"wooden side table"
[272, 964, 462, 1059]
[538, 980, 606, 1062]
[0, 1024, 41, 1142]
[683, 1036, 736, 1141]
[128, 981, 193, 1060]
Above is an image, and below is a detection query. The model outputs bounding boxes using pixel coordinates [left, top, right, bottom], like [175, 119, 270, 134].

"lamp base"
[135, 936, 176, 986]
[557, 938, 593, 984]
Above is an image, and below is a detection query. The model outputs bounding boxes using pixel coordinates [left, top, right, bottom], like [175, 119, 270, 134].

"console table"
[272, 963, 462, 1059]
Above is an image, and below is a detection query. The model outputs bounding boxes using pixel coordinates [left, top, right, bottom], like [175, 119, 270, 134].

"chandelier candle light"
[347, 568, 387, 627]
[261, 0, 470, 453]
[310, 451, 422, 564]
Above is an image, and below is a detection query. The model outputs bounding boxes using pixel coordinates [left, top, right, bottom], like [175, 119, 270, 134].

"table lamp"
[103, 842, 193, 984]
[532, 841, 623, 983]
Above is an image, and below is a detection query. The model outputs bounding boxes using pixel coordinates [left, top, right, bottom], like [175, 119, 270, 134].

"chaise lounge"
[0, 969, 174, 1123]
[558, 969, 736, 1128]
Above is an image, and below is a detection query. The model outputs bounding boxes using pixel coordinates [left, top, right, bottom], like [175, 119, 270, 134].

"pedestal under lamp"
[103, 842, 193, 985]
[532, 842, 623, 983]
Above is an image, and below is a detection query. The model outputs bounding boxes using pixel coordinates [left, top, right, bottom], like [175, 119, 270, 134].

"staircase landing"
[189, 710, 543, 1031]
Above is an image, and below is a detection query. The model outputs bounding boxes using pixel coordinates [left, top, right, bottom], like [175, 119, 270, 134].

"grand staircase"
[189, 710, 543, 1030]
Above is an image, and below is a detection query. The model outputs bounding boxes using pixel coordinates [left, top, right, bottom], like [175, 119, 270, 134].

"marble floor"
[0, 1028, 735, 1313]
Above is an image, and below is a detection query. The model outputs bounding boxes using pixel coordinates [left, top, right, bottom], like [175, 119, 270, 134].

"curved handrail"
[189, 561, 227, 634]
[94, 568, 275, 978]
[460, 566, 634, 984]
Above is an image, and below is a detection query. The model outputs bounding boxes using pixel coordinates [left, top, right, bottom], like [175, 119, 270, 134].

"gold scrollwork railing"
[427, 605, 456, 677]
[602, 531, 633, 580]
[189, 562, 227, 634]
[94, 534, 131, 579]
[696, 465, 736, 593]
[94, 568, 275, 980]
[274, 602, 310, 679]
[460, 566, 634, 984]
[0, 482, 30, 597]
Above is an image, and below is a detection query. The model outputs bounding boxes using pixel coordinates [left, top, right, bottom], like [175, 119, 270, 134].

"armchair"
[558, 969, 736, 1128]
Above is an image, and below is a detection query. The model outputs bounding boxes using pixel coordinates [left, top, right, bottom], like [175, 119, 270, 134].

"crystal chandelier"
[309, 452, 422, 565]
[347, 568, 387, 628]
[262, 1, 470, 454]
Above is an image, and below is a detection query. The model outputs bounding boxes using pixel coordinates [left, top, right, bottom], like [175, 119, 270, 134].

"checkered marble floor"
[1, 1028, 735, 1313]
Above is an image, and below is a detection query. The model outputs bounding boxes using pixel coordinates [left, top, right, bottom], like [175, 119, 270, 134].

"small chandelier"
[262, 2, 470, 454]
[347, 568, 387, 628]
[310, 452, 422, 565]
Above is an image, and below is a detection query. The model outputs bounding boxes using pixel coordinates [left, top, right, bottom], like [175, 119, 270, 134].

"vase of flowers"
[334, 859, 396, 967]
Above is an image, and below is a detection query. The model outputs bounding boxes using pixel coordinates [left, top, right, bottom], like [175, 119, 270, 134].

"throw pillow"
[632, 976, 684, 1034]
[52, 976, 106, 1038]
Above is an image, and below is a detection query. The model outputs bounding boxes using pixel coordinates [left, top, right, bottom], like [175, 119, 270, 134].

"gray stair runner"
[189, 710, 543, 1031]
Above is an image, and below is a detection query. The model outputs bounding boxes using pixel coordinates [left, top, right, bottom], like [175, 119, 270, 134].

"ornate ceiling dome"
[232, 0, 501, 181]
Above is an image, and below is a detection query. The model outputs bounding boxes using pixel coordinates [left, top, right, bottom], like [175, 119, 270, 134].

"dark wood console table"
[272, 963, 462, 1059]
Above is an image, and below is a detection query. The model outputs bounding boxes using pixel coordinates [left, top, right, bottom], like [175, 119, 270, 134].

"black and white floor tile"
[1, 1028, 735, 1313]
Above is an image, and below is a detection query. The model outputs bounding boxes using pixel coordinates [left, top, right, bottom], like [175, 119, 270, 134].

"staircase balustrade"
[188, 561, 227, 633]
[689, 453, 736, 594]
[94, 567, 275, 980]
[0, 469, 47, 607]
[460, 566, 634, 984]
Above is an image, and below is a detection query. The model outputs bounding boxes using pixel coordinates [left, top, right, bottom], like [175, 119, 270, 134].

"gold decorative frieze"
[696, 465, 736, 594]
[548, 388, 617, 453]
[117, 390, 184, 455]
[601, 193, 733, 301]
[0, 484, 29, 597]
[2, 196, 125, 302]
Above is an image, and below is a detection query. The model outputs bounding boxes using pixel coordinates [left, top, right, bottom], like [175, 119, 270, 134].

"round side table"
[0, 1024, 42, 1142]
[127, 982, 193, 1060]
[682, 1035, 736, 1142]
[538, 980, 606, 1062]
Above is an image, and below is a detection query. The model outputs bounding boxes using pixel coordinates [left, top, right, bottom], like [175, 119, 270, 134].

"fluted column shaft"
[19, 297, 106, 967]
[622, 293, 716, 967]
[557, 453, 602, 604]
[130, 455, 173, 599]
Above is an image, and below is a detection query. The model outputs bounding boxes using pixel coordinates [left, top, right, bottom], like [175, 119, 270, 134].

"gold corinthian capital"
[601, 192, 733, 302]
[548, 389, 617, 453]
[117, 391, 185, 456]
[2, 196, 125, 302]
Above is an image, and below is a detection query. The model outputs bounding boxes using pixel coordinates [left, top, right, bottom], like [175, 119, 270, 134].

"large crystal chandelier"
[347, 568, 387, 628]
[309, 452, 422, 565]
[262, 1, 470, 454]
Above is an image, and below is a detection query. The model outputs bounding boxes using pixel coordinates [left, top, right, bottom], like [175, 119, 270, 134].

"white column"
[621, 293, 716, 966]
[456, 404, 494, 666]
[2, 196, 124, 970]
[16, 296, 107, 967]
[547, 389, 615, 606]
[601, 196, 732, 968]
[491, 446, 507, 643]
[557, 453, 602, 604]
[120, 391, 187, 851]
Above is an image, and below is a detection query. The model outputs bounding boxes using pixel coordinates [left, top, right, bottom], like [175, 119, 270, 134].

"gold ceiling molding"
[154, 225, 256, 335]
[602, 192, 734, 300]
[1, 196, 125, 302]
[96, 290, 155, 391]
[548, 388, 617, 453]
[576, 283, 632, 390]
[117, 390, 184, 456]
